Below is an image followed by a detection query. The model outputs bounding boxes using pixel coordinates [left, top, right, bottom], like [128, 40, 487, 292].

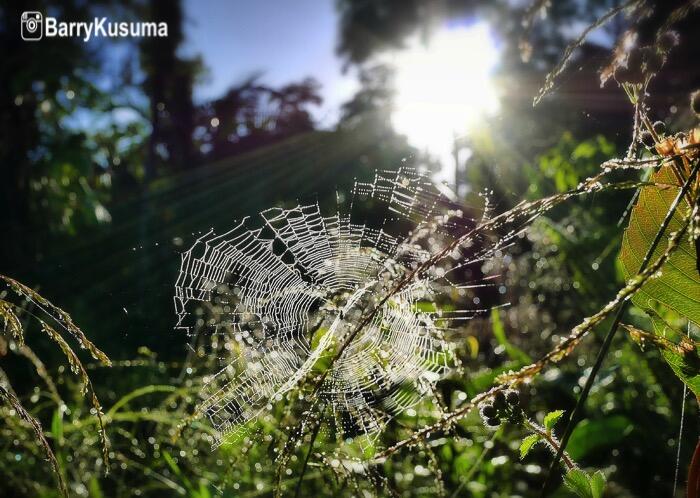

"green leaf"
[466, 335, 479, 359]
[543, 410, 565, 431]
[567, 415, 631, 460]
[162, 451, 182, 477]
[196, 482, 212, 498]
[520, 434, 541, 459]
[454, 447, 482, 475]
[88, 476, 104, 498]
[564, 469, 593, 498]
[465, 360, 522, 396]
[619, 164, 700, 395]
[589, 470, 607, 498]
[51, 409, 63, 444]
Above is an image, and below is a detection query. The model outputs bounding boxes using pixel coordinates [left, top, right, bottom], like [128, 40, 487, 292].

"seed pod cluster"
[479, 389, 522, 429]
[653, 121, 666, 136]
[657, 31, 680, 52]
[640, 130, 655, 149]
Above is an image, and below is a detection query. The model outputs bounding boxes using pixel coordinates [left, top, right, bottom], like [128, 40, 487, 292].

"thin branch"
[533, 0, 640, 106]
[294, 408, 324, 498]
[378, 160, 699, 462]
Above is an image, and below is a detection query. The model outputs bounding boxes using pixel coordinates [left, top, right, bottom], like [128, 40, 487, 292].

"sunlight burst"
[392, 23, 500, 175]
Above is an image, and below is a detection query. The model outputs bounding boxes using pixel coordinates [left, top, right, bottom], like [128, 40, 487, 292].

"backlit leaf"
[544, 409, 565, 431]
[520, 434, 541, 459]
[619, 164, 700, 394]
[564, 468, 593, 498]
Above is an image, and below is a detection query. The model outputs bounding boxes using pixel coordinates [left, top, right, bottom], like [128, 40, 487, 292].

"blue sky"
[182, 0, 357, 127]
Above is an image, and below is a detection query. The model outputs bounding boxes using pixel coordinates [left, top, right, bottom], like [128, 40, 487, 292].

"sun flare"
[391, 23, 500, 177]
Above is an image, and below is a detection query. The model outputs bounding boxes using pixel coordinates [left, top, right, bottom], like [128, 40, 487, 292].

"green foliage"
[543, 410, 565, 431]
[536, 133, 616, 193]
[520, 433, 541, 459]
[589, 471, 607, 498]
[564, 469, 607, 498]
[660, 337, 700, 396]
[2, 2, 699, 497]
[565, 469, 593, 497]
[567, 415, 631, 461]
[0, 275, 110, 497]
[50, 410, 63, 445]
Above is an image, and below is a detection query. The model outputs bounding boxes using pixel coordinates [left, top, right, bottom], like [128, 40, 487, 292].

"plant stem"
[523, 418, 575, 471]
[294, 409, 324, 498]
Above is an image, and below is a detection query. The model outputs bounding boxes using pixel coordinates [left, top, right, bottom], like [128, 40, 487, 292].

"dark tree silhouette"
[139, 0, 202, 178]
[340, 64, 395, 128]
[194, 77, 323, 161]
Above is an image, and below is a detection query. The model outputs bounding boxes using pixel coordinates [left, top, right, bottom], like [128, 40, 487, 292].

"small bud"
[643, 47, 664, 74]
[640, 130, 655, 148]
[652, 121, 666, 136]
[485, 416, 501, 427]
[691, 90, 700, 118]
[615, 49, 644, 85]
[493, 391, 507, 409]
[506, 391, 520, 407]
[481, 404, 497, 418]
[658, 31, 679, 52]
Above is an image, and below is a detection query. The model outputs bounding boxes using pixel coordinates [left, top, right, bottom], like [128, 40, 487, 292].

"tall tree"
[139, 0, 201, 178]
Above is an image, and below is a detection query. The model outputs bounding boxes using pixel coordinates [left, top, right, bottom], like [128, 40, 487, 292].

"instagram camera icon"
[21, 11, 43, 41]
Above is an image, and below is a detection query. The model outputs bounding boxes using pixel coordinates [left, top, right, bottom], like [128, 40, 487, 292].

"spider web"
[174, 168, 501, 447]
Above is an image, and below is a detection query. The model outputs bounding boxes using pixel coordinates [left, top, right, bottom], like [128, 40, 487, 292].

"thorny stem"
[311, 173, 651, 400]
[641, 114, 660, 143]
[365, 173, 690, 463]
[372, 386, 507, 460]
[523, 418, 575, 471]
[541, 158, 700, 496]
[375, 161, 697, 461]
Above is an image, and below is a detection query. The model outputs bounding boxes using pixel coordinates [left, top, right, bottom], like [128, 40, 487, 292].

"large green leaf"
[564, 469, 594, 498]
[563, 469, 608, 498]
[588, 471, 607, 498]
[567, 415, 631, 461]
[619, 164, 700, 393]
[655, 333, 700, 396]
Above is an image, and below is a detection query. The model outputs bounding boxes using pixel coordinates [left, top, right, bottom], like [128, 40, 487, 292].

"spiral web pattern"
[174, 168, 493, 446]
